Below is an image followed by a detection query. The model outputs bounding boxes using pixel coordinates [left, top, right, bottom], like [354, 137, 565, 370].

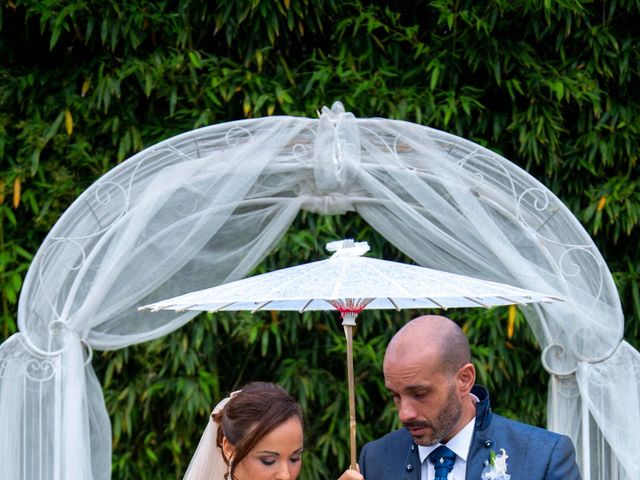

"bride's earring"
[226, 458, 233, 480]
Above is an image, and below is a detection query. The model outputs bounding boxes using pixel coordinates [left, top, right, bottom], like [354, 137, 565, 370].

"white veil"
[183, 395, 234, 480]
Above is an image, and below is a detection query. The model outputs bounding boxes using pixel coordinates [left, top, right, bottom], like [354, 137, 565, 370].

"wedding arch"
[0, 102, 638, 480]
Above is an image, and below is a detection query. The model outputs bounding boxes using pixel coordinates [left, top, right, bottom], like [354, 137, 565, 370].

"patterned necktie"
[428, 445, 456, 480]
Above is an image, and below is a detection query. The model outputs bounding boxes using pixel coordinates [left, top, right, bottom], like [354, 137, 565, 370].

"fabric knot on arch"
[0, 102, 638, 480]
[299, 101, 362, 214]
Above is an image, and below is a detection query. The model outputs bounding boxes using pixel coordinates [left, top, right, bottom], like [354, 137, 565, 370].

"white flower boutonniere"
[480, 448, 511, 480]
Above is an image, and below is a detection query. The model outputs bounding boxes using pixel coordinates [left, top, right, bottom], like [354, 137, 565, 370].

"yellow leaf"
[243, 98, 251, 117]
[284, 0, 290, 8]
[462, 322, 470, 335]
[13, 177, 21, 209]
[81, 78, 91, 97]
[597, 196, 607, 211]
[270, 311, 279, 323]
[255, 49, 263, 72]
[267, 104, 275, 116]
[0, 179, 5, 205]
[507, 305, 516, 338]
[65, 109, 73, 136]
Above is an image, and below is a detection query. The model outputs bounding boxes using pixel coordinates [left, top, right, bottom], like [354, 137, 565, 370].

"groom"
[357, 315, 581, 480]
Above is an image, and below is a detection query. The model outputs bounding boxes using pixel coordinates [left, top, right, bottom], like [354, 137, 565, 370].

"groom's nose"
[397, 398, 418, 422]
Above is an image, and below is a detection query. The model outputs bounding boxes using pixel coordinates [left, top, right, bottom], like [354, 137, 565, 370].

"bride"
[184, 381, 362, 480]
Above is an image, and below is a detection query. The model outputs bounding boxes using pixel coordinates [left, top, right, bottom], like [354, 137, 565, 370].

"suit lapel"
[401, 460, 421, 480]
[399, 444, 421, 480]
[466, 385, 495, 479]
[467, 430, 494, 479]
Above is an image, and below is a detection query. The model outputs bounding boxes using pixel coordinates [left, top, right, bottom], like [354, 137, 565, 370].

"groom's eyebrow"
[406, 385, 430, 392]
[387, 384, 429, 393]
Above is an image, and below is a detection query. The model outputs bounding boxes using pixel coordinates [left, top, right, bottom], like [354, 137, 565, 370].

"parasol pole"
[341, 312, 358, 470]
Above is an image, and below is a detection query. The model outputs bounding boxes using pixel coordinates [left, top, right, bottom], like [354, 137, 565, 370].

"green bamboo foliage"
[1, 1, 639, 478]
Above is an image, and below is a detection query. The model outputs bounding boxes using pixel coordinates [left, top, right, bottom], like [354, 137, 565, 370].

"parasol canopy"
[141, 239, 562, 314]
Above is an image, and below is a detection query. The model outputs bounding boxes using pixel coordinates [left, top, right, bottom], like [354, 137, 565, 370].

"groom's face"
[384, 351, 463, 446]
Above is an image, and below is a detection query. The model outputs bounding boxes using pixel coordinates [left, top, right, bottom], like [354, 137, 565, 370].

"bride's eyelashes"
[258, 455, 302, 466]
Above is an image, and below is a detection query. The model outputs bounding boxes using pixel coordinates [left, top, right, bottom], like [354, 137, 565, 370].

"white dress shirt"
[418, 417, 475, 480]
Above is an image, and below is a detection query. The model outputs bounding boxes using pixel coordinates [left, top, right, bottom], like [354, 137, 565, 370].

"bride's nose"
[274, 462, 292, 480]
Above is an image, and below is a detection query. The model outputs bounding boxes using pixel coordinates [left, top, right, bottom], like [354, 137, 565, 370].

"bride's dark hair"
[215, 382, 302, 478]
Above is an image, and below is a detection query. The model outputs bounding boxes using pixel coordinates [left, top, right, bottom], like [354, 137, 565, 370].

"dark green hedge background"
[1, 1, 639, 478]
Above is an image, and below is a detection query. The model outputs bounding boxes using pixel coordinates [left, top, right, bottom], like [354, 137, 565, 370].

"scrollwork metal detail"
[225, 126, 253, 147]
[25, 360, 55, 382]
[52, 181, 129, 242]
[542, 343, 578, 377]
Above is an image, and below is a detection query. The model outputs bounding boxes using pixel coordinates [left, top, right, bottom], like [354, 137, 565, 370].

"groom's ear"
[455, 362, 475, 394]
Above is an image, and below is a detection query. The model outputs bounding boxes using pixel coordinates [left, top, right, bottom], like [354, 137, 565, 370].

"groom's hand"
[338, 463, 364, 480]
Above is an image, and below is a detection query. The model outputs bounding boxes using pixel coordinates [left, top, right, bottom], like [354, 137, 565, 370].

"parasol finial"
[326, 239, 370, 257]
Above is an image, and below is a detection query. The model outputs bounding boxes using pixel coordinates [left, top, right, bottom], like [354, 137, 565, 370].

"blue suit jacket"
[359, 386, 581, 480]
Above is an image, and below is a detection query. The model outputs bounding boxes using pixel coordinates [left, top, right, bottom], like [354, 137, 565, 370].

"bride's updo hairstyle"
[214, 382, 302, 477]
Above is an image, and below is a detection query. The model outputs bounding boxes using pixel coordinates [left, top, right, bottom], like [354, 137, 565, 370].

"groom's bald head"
[384, 315, 471, 375]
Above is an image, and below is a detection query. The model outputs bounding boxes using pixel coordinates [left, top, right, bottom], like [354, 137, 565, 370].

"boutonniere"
[480, 448, 511, 480]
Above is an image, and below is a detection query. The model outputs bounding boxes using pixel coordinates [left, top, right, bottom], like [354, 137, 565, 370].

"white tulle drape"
[0, 102, 638, 479]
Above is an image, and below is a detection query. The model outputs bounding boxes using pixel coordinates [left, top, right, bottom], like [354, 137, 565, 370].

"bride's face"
[228, 417, 304, 480]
